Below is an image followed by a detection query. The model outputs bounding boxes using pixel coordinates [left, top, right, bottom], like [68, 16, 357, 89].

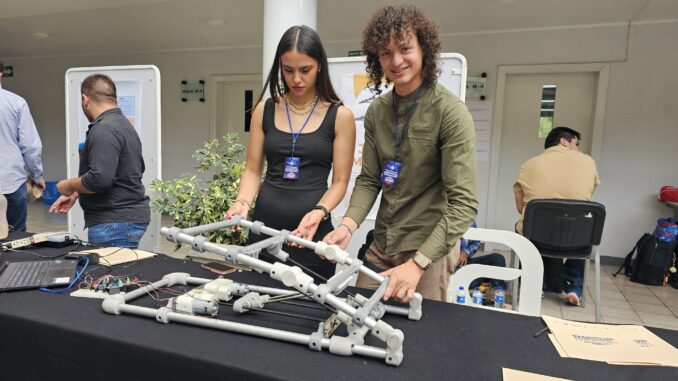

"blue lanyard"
[285, 98, 318, 156]
[391, 86, 423, 161]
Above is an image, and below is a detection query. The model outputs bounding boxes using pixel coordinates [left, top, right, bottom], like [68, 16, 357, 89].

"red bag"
[660, 186, 678, 202]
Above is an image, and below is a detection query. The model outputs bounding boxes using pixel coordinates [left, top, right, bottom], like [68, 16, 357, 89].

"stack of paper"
[543, 315, 678, 367]
[502, 368, 572, 381]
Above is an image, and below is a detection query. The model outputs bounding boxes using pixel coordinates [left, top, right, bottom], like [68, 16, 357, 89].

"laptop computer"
[0, 257, 79, 291]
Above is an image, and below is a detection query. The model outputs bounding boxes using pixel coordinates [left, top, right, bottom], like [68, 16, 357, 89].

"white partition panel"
[448, 228, 543, 316]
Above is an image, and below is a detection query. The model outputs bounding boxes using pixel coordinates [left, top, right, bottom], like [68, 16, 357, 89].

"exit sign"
[348, 50, 363, 57]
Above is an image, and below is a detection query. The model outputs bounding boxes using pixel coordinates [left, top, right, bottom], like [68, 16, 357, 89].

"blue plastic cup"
[42, 181, 60, 205]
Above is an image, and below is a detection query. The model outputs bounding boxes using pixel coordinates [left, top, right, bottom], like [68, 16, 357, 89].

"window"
[539, 84, 557, 137]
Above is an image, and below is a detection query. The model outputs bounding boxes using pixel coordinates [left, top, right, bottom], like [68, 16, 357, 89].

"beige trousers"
[355, 240, 460, 302]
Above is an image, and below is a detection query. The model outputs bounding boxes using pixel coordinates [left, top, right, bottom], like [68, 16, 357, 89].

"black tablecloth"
[1, 233, 678, 381]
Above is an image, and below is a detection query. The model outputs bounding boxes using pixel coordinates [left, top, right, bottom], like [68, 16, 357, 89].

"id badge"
[283, 157, 300, 181]
[380, 160, 402, 186]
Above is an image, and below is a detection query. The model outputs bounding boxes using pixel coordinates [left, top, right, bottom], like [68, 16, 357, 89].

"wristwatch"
[313, 205, 330, 221]
[412, 252, 431, 270]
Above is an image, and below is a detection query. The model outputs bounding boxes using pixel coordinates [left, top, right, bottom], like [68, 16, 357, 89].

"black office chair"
[522, 199, 606, 322]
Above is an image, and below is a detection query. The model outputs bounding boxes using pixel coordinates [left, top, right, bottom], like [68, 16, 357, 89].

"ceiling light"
[32, 32, 49, 39]
[205, 17, 225, 27]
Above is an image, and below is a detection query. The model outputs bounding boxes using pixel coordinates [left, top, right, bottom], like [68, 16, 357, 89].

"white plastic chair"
[447, 227, 543, 316]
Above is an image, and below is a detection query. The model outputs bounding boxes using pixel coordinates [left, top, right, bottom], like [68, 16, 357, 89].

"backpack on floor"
[613, 233, 676, 286]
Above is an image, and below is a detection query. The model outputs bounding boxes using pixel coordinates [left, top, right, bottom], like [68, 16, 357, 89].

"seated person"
[513, 126, 600, 306]
[457, 222, 507, 290]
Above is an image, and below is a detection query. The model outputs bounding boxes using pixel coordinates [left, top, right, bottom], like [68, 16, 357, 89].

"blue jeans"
[462, 253, 507, 289]
[542, 257, 585, 297]
[563, 259, 585, 297]
[87, 222, 148, 249]
[4, 183, 28, 232]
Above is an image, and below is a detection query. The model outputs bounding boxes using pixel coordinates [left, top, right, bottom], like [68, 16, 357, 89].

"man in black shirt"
[50, 74, 150, 248]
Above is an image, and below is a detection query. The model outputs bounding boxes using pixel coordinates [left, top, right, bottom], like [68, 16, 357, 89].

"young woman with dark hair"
[227, 25, 356, 279]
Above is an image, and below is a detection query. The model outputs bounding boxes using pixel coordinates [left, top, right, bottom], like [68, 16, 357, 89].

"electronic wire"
[3, 241, 82, 259]
[218, 301, 328, 323]
[277, 299, 336, 313]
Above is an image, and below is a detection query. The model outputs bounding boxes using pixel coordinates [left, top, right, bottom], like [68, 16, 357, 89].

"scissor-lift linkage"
[101, 217, 423, 366]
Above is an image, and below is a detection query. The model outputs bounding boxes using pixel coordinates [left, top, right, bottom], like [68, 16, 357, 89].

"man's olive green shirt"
[345, 83, 478, 261]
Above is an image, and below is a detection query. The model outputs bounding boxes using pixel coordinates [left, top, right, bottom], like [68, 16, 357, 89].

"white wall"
[3, 21, 677, 258]
[597, 22, 678, 258]
[440, 22, 678, 259]
[4, 47, 260, 181]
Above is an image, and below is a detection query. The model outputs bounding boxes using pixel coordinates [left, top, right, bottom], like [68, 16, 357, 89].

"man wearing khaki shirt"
[514, 126, 600, 306]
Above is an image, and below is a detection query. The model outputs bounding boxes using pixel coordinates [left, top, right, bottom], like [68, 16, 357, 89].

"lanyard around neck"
[391, 86, 423, 161]
[285, 98, 318, 156]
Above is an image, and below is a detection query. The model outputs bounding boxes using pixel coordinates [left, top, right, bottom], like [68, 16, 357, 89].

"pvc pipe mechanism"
[102, 218, 424, 366]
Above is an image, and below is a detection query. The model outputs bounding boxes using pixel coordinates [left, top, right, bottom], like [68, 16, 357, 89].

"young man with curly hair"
[324, 4, 477, 303]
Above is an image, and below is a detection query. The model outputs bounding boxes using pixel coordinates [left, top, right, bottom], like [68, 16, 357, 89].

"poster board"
[328, 54, 467, 255]
[65, 65, 161, 252]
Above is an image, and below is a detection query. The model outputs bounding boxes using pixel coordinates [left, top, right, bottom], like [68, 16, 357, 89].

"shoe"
[565, 292, 580, 306]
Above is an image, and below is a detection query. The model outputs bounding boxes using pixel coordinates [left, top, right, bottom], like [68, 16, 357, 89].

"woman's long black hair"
[255, 25, 341, 106]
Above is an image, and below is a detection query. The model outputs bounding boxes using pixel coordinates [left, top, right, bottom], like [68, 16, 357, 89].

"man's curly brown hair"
[361, 4, 441, 94]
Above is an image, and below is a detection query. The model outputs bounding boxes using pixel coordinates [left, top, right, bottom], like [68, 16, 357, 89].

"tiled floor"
[540, 264, 678, 331]
[24, 201, 678, 331]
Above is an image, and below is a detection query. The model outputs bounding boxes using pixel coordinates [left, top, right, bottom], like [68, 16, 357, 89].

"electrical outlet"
[1, 233, 49, 250]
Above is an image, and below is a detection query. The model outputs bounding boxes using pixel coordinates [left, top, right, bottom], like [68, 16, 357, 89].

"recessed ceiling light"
[32, 32, 49, 39]
[205, 17, 225, 27]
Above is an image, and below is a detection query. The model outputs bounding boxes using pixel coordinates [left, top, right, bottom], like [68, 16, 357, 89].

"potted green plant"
[150, 134, 250, 245]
